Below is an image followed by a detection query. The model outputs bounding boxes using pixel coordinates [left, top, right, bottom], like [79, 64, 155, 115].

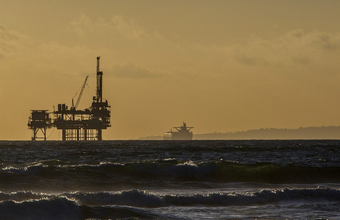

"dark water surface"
[0, 140, 339, 219]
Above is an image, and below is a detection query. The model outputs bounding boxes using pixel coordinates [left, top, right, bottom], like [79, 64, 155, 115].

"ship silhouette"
[163, 122, 194, 140]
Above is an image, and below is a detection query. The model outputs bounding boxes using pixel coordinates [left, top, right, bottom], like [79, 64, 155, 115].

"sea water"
[0, 140, 339, 219]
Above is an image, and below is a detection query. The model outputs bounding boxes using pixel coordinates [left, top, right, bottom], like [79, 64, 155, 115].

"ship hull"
[171, 131, 193, 140]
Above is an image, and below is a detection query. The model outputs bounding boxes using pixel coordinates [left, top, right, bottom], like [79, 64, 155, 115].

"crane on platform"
[71, 76, 89, 110]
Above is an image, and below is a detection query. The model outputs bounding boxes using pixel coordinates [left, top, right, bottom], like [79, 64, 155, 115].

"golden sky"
[1, 0, 340, 140]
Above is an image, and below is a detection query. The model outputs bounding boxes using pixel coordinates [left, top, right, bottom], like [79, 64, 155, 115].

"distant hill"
[138, 126, 340, 140]
[195, 126, 340, 140]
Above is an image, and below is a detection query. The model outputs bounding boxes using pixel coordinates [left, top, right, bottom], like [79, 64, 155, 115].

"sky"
[1, 0, 340, 140]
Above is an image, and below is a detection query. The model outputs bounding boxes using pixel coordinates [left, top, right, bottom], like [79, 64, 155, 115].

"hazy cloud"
[236, 30, 340, 67]
[196, 30, 340, 69]
[282, 29, 340, 50]
[0, 24, 29, 55]
[112, 63, 162, 79]
[69, 14, 110, 38]
[111, 15, 146, 39]
[69, 14, 94, 37]
[70, 14, 153, 40]
[313, 32, 340, 50]
[0, 25, 17, 40]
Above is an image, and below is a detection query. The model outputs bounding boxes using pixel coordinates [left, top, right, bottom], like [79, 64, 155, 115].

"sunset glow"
[1, 0, 340, 140]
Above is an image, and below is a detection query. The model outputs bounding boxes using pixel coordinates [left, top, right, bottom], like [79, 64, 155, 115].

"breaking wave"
[64, 188, 340, 207]
[0, 187, 339, 218]
[2, 160, 340, 185]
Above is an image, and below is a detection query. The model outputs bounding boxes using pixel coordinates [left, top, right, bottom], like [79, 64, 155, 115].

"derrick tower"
[90, 56, 111, 140]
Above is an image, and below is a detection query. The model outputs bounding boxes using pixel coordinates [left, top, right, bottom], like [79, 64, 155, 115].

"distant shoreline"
[138, 126, 340, 140]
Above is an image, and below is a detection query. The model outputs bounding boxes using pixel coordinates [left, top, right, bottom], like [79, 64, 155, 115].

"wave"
[0, 188, 339, 219]
[2, 160, 340, 186]
[66, 188, 340, 207]
[0, 193, 172, 220]
[1, 188, 339, 208]
[0, 197, 82, 220]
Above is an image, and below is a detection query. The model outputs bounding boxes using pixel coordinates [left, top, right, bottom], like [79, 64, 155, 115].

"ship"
[163, 122, 194, 140]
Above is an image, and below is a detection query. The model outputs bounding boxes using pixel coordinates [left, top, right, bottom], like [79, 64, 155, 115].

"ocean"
[0, 140, 339, 219]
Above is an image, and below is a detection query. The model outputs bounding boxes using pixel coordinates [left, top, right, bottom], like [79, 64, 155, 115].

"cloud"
[278, 29, 340, 52]
[70, 14, 150, 40]
[0, 24, 30, 55]
[111, 15, 146, 40]
[194, 30, 340, 69]
[112, 63, 162, 79]
[234, 30, 340, 67]
[69, 14, 94, 38]
[0, 24, 19, 41]
[311, 32, 340, 50]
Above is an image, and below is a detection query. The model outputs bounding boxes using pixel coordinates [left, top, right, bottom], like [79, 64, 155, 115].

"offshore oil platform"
[28, 57, 111, 141]
[163, 122, 194, 140]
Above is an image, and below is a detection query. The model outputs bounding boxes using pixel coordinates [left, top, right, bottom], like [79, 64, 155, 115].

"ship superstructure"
[28, 57, 111, 141]
[164, 122, 194, 140]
